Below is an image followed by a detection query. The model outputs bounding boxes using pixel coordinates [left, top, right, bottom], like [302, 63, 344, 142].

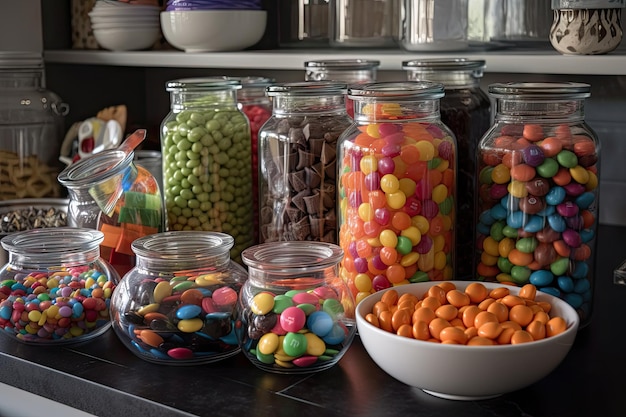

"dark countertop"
[1, 225, 625, 417]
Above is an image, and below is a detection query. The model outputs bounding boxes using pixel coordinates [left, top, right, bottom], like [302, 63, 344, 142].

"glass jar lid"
[1, 227, 103, 259]
[348, 81, 445, 101]
[305, 59, 381, 71]
[402, 58, 485, 75]
[132, 230, 234, 259]
[166, 77, 242, 92]
[488, 82, 591, 99]
[266, 81, 348, 97]
[242, 241, 343, 275]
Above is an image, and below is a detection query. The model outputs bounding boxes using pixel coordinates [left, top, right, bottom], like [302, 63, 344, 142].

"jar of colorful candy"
[258, 81, 353, 243]
[161, 77, 253, 264]
[403, 59, 491, 280]
[337, 81, 457, 304]
[475, 82, 599, 327]
[0, 227, 119, 344]
[236, 241, 356, 373]
[110, 231, 247, 365]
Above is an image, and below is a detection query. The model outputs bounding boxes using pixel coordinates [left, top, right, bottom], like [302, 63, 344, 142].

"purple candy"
[562, 228, 582, 248]
[489, 184, 509, 200]
[377, 156, 395, 175]
[557, 201, 579, 217]
[381, 143, 401, 157]
[372, 274, 391, 291]
[374, 207, 391, 225]
[378, 123, 400, 136]
[438, 141, 454, 161]
[565, 214, 584, 230]
[563, 182, 586, 196]
[348, 241, 359, 259]
[421, 200, 439, 219]
[371, 255, 386, 271]
[354, 257, 369, 273]
[522, 144, 545, 167]
[384, 132, 405, 145]
[415, 235, 433, 254]
[364, 172, 381, 190]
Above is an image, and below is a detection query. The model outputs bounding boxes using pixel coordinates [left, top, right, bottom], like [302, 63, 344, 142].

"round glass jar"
[161, 78, 253, 264]
[337, 81, 457, 304]
[0, 51, 69, 201]
[403, 59, 491, 280]
[237, 241, 356, 373]
[0, 227, 119, 344]
[475, 82, 599, 327]
[110, 231, 247, 365]
[58, 132, 164, 277]
[258, 81, 353, 244]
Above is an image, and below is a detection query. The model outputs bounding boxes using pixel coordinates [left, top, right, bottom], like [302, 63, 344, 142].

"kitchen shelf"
[44, 48, 626, 75]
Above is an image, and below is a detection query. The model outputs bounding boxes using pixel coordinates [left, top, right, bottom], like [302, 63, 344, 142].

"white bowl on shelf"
[93, 27, 161, 51]
[160, 10, 267, 52]
[91, 22, 160, 30]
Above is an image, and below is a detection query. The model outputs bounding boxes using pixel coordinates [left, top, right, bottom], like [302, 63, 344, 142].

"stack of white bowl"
[89, 0, 162, 51]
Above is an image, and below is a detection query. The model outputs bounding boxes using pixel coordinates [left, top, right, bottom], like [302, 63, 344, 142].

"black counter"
[2, 225, 625, 417]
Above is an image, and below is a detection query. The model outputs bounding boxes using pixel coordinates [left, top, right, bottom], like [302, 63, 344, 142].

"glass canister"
[0, 51, 69, 201]
[161, 78, 253, 264]
[58, 129, 165, 277]
[337, 81, 457, 304]
[403, 59, 491, 280]
[236, 241, 356, 373]
[475, 82, 599, 327]
[109, 231, 247, 365]
[278, 0, 330, 47]
[329, 0, 397, 48]
[258, 81, 353, 244]
[0, 227, 119, 344]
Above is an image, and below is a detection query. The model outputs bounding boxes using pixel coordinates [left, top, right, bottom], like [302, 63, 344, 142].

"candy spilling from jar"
[0, 267, 114, 343]
[476, 123, 597, 320]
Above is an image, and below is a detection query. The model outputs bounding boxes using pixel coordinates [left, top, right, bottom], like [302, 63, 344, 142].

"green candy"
[282, 332, 307, 357]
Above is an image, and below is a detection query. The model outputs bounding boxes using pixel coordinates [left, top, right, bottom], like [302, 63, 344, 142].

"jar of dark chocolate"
[257, 81, 353, 244]
[337, 81, 457, 304]
[475, 82, 599, 328]
[110, 231, 248, 365]
[403, 59, 491, 280]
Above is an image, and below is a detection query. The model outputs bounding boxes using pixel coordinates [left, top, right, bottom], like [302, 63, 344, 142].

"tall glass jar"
[161, 78, 253, 264]
[258, 81, 353, 244]
[330, 0, 397, 48]
[475, 82, 599, 328]
[403, 59, 492, 280]
[237, 241, 356, 373]
[58, 130, 164, 277]
[337, 81, 457, 304]
[0, 51, 69, 201]
[0, 227, 119, 344]
[110, 231, 247, 365]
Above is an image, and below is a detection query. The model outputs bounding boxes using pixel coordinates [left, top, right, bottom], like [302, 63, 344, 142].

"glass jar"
[475, 82, 599, 328]
[0, 51, 69, 201]
[110, 231, 247, 365]
[337, 81, 457, 304]
[278, 0, 330, 47]
[258, 81, 353, 244]
[58, 130, 164, 277]
[161, 78, 253, 264]
[237, 241, 356, 373]
[403, 59, 491, 280]
[329, 0, 397, 47]
[0, 227, 119, 344]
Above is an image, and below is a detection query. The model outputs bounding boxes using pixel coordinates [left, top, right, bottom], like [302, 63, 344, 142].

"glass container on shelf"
[475, 82, 599, 328]
[58, 129, 164, 277]
[330, 0, 397, 47]
[257, 81, 353, 244]
[0, 51, 69, 201]
[337, 81, 457, 304]
[0, 227, 119, 344]
[110, 231, 247, 365]
[236, 241, 356, 373]
[278, 0, 330, 47]
[403, 58, 491, 280]
[160, 77, 253, 264]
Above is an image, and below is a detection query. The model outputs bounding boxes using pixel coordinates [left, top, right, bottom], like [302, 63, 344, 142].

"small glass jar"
[398, 0, 468, 51]
[475, 82, 599, 328]
[161, 78, 253, 264]
[0, 51, 69, 201]
[258, 81, 353, 244]
[550, 0, 624, 55]
[403, 59, 492, 280]
[58, 132, 164, 277]
[278, 0, 330, 47]
[237, 241, 356, 373]
[110, 231, 247, 365]
[337, 81, 457, 304]
[0, 227, 119, 344]
[329, 0, 397, 47]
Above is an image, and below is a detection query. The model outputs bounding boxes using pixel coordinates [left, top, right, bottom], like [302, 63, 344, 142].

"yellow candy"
[177, 318, 204, 333]
[386, 191, 406, 209]
[360, 155, 378, 175]
[491, 163, 511, 184]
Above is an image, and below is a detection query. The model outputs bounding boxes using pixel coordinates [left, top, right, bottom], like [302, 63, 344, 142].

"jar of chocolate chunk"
[160, 77, 253, 264]
[403, 59, 491, 280]
[337, 81, 457, 304]
[475, 82, 599, 328]
[258, 81, 352, 244]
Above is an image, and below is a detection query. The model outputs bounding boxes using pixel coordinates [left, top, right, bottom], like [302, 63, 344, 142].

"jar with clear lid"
[475, 82, 599, 328]
[330, 0, 397, 48]
[0, 227, 119, 344]
[258, 81, 353, 244]
[160, 78, 253, 264]
[403, 59, 491, 280]
[58, 129, 164, 277]
[0, 51, 69, 201]
[110, 231, 247, 365]
[236, 241, 356, 373]
[278, 0, 330, 47]
[337, 81, 457, 303]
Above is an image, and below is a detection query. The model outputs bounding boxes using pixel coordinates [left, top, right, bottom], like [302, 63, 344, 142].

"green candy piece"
[396, 236, 413, 255]
[479, 166, 494, 185]
[515, 237, 538, 254]
[283, 332, 307, 357]
[409, 271, 429, 283]
[272, 295, 294, 314]
[536, 157, 559, 178]
[297, 303, 317, 315]
[510, 265, 531, 285]
[550, 257, 570, 276]
[502, 225, 519, 238]
[497, 256, 514, 274]
[254, 349, 275, 365]
[322, 298, 344, 316]
[556, 149, 578, 168]
[490, 221, 505, 241]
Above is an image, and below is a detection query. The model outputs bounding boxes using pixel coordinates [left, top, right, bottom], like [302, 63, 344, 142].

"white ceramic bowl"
[91, 22, 160, 30]
[355, 281, 579, 400]
[160, 10, 267, 52]
[93, 27, 161, 51]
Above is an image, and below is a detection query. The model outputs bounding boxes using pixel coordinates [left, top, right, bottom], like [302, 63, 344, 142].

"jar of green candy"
[161, 78, 254, 264]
